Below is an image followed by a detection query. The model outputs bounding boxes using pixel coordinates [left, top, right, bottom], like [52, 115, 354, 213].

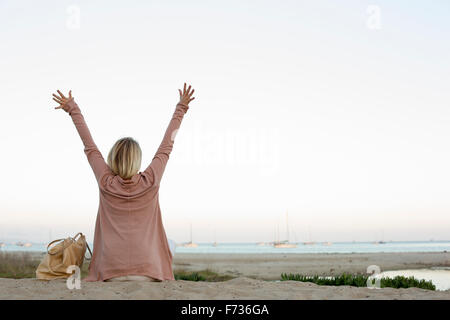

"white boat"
[274, 241, 297, 248]
[212, 230, 218, 247]
[182, 224, 198, 248]
[15, 241, 32, 247]
[373, 230, 386, 244]
[0, 242, 5, 248]
[182, 242, 198, 248]
[273, 211, 297, 248]
[303, 226, 315, 245]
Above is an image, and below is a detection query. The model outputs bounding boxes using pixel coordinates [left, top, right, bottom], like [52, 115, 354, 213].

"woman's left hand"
[52, 90, 74, 112]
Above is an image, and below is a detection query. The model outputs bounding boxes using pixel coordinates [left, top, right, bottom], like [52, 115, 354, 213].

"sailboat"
[212, 230, 218, 247]
[182, 224, 198, 248]
[373, 229, 386, 244]
[15, 241, 33, 247]
[274, 211, 297, 248]
[303, 227, 316, 245]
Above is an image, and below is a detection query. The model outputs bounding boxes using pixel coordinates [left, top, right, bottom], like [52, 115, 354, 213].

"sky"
[0, 0, 449, 243]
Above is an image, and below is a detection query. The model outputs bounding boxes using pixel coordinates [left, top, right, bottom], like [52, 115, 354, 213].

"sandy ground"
[1, 276, 449, 300]
[173, 252, 450, 280]
[0, 251, 449, 299]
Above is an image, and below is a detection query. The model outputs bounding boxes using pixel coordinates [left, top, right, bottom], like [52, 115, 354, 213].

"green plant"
[174, 272, 205, 281]
[280, 272, 436, 291]
[0, 252, 40, 279]
[174, 269, 234, 282]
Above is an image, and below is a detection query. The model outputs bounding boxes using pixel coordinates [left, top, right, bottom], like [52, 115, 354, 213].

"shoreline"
[173, 251, 450, 280]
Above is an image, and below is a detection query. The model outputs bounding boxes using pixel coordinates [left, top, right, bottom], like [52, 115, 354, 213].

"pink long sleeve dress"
[64, 98, 189, 282]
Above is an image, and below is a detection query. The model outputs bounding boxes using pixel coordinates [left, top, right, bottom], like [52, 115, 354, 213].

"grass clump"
[0, 251, 232, 283]
[0, 251, 91, 279]
[280, 272, 436, 291]
[174, 269, 234, 282]
[380, 275, 436, 290]
[174, 271, 205, 281]
[0, 251, 41, 278]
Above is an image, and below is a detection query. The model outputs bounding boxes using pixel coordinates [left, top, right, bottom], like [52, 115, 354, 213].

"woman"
[52, 83, 195, 282]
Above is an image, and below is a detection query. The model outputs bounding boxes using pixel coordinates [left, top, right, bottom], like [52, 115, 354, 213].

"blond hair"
[107, 137, 142, 180]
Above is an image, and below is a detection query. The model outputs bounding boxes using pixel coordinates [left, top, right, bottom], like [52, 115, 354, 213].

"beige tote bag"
[36, 232, 92, 280]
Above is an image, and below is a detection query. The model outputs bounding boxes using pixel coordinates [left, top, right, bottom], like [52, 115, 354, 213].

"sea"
[1, 240, 449, 254]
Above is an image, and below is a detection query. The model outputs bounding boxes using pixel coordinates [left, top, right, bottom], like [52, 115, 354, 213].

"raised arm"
[144, 83, 195, 185]
[52, 90, 111, 185]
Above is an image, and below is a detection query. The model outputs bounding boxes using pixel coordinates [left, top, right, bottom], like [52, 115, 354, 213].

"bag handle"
[45, 232, 93, 276]
[46, 236, 75, 276]
[74, 232, 93, 260]
[46, 232, 92, 258]
[47, 237, 74, 255]
[85, 242, 93, 260]
[73, 232, 83, 241]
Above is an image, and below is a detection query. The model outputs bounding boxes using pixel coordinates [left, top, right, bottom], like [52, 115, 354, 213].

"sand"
[0, 251, 449, 299]
[1, 276, 449, 300]
[174, 251, 450, 280]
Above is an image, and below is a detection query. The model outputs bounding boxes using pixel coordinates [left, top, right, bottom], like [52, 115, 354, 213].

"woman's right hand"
[178, 83, 195, 106]
[53, 89, 74, 113]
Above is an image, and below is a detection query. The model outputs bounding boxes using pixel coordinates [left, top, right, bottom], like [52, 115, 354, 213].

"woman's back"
[85, 170, 174, 282]
[53, 84, 194, 281]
